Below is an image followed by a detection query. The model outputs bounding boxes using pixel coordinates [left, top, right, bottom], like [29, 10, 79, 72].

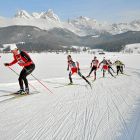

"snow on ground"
[0, 52, 140, 140]
[123, 43, 140, 54]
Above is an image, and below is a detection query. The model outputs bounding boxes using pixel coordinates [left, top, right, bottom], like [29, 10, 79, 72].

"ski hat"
[67, 55, 72, 59]
[67, 55, 71, 58]
[9, 44, 18, 51]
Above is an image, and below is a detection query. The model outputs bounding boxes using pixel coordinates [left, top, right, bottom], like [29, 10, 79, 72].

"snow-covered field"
[124, 43, 140, 54]
[0, 52, 140, 140]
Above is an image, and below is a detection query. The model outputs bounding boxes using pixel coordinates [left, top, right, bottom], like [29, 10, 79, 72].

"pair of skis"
[0, 91, 40, 103]
[54, 82, 92, 89]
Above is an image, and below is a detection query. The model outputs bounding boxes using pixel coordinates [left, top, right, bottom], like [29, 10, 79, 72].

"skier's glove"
[78, 68, 80, 71]
[4, 63, 10, 66]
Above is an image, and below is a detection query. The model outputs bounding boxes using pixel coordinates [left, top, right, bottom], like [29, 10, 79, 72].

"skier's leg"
[18, 69, 25, 90]
[94, 70, 96, 80]
[108, 69, 114, 77]
[23, 64, 35, 92]
[118, 66, 122, 74]
[77, 71, 82, 77]
[117, 66, 119, 75]
[23, 76, 28, 89]
[108, 67, 110, 74]
[103, 70, 105, 77]
[78, 71, 91, 86]
[69, 72, 73, 84]
[87, 67, 94, 77]
[110, 66, 115, 73]
[18, 68, 29, 93]
[120, 66, 123, 74]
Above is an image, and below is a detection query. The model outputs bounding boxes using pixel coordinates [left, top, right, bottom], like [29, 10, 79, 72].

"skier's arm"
[76, 61, 80, 71]
[113, 61, 116, 65]
[121, 61, 125, 68]
[90, 61, 93, 68]
[9, 59, 17, 66]
[5, 55, 17, 66]
[67, 62, 69, 71]
[97, 60, 99, 68]
[67, 65, 69, 71]
[108, 61, 112, 66]
[98, 61, 102, 68]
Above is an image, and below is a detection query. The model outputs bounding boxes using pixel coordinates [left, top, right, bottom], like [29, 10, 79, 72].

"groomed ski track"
[0, 67, 140, 140]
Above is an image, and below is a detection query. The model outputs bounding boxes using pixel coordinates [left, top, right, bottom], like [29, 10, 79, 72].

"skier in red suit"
[4, 44, 35, 94]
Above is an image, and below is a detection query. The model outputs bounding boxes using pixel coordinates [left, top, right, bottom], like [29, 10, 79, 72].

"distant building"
[88, 49, 105, 55]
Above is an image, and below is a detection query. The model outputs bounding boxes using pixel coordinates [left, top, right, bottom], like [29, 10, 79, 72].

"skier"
[98, 57, 115, 78]
[113, 60, 125, 75]
[86, 56, 99, 80]
[107, 59, 115, 73]
[67, 55, 91, 87]
[4, 44, 35, 94]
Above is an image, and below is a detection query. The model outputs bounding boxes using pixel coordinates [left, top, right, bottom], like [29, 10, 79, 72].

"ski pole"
[23, 67, 53, 94]
[30, 73, 53, 94]
[8, 66, 37, 91]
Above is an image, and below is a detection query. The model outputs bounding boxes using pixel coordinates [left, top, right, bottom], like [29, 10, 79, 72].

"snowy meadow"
[0, 52, 140, 140]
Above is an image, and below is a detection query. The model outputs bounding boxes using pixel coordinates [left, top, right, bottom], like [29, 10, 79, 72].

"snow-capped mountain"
[68, 16, 109, 35]
[40, 9, 60, 22]
[69, 16, 102, 29]
[68, 16, 140, 35]
[15, 10, 32, 19]
[108, 20, 140, 34]
[15, 9, 60, 22]
[0, 10, 140, 36]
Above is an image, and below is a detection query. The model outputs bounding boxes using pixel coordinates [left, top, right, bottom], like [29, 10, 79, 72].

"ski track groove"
[12, 106, 52, 139]
[34, 98, 69, 140]
[29, 93, 72, 139]
[82, 94, 89, 140]
[87, 101, 98, 140]
[111, 95, 129, 139]
[13, 101, 63, 140]
[12, 89, 70, 140]
[27, 103, 64, 140]
[52, 111, 73, 140]
[83, 90, 93, 140]
[107, 96, 112, 140]
[66, 87, 83, 140]
[90, 86, 102, 140]
[92, 107, 108, 140]
[131, 103, 140, 140]
[61, 86, 88, 140]
[52, 87, 82, 140]
[86, 91, 98, 140]
[38, 85, 82, 139]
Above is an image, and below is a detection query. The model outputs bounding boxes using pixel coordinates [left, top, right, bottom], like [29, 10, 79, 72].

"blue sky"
[0, 0, 140, 23]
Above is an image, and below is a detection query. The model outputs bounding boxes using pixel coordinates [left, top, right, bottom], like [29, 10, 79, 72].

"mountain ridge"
[0, 10, 140, 36]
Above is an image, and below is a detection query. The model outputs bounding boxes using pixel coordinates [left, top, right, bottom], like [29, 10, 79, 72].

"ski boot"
[16, 89, 26, 95]
[25, 88, 29, 94]
[68, 82, 73, 85]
